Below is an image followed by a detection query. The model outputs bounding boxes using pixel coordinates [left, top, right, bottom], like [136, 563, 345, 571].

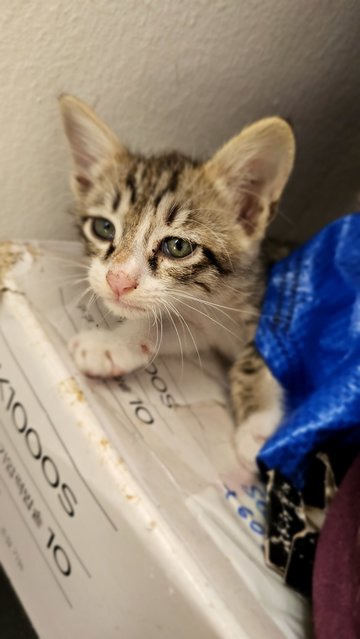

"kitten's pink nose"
[106, 269, 138, 298]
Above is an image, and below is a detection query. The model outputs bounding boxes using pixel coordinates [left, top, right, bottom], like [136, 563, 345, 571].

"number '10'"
[47, 528, 71, 577]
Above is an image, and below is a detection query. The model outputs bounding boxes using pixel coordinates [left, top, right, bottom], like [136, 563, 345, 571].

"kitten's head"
[59, 95, 295, 319]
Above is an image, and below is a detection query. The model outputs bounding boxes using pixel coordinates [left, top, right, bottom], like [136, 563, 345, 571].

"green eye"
[162, 237, 195, 259]
[91, 217, 115, 241]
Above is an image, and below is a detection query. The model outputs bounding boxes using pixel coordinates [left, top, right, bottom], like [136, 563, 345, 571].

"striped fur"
[60, 95, 295, 476]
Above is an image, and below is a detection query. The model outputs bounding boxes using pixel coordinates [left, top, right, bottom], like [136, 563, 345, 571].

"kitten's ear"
[205, 118, 295, 237]
[59, 95, 126, 196]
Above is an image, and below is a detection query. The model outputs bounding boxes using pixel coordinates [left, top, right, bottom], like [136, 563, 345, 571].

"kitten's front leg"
[68, 319, 154, 378]
[230, 343, 283, 477]
[68, 314, 209, 378]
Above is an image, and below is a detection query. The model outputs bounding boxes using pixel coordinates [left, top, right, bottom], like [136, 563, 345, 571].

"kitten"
[59, 95, 295, 474]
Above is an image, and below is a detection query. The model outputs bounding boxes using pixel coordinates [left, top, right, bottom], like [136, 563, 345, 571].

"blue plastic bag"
[256, 213, 360, 489]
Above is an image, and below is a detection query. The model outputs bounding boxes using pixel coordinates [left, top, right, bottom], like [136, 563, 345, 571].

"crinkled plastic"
[256, 213, 360, 490]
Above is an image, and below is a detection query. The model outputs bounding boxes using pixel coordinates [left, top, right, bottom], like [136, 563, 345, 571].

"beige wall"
[0, 0, 359, 242]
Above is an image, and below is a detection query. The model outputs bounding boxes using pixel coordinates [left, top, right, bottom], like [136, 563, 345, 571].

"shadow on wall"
[249, 0, 360, 241]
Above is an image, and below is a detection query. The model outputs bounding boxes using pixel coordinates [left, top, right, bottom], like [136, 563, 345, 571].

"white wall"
[0, 0, 359, 243]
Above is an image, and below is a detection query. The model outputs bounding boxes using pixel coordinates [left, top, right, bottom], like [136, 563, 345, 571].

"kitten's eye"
[91, 217, 115, 241]
[162, 237, 194, 259]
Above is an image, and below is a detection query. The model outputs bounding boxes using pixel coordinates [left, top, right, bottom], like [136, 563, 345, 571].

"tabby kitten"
[59, 95, 295, 474]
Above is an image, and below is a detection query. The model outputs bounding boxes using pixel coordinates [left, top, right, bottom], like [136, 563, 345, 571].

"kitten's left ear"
[205, 118, 295, 237]
[59, 95, 126, 196]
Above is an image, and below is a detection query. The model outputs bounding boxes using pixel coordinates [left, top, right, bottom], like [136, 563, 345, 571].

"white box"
[0, 241, 309, 639]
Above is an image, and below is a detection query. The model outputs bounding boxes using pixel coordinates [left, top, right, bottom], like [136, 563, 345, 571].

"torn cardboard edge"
[0, 241, 41, 294]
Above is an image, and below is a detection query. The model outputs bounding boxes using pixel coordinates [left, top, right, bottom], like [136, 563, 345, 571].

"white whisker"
[165, 297, 202, 369]
[160, 300, 184, 376]
[148, 307, 163, 367]
[170, 295, 240, 341]
[167, 289, 261, 320]
[69, 285, 93, 309]
[44, 254, 90, 269]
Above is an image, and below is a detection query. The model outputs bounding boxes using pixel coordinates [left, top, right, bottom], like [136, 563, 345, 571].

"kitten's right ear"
[205, 117, 295, 239]
[59, 95, 125, 195]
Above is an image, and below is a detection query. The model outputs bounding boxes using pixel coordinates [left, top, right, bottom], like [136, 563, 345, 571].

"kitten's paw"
[221, 465, 258, 492]
[68, 331, 152, 378]
[69, 332, 126, 377]
[235, 408, 280, 475]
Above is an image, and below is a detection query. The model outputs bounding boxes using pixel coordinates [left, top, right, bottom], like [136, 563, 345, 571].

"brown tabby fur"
[59, 95, 295, 472]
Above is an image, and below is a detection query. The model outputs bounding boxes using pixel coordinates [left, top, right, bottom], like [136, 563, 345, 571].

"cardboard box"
[0, 241, 309, 638]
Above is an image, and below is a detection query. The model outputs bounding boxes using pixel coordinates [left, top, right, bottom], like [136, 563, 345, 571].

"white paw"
[68, 330, 152, 378]
[235, 407, 282, 474]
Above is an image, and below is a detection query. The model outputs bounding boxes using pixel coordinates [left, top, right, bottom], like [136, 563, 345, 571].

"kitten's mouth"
[110, 296, 146, 313]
